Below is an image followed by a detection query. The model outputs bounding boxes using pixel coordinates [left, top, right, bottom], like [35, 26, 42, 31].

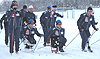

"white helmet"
[28, 5, 33, 9]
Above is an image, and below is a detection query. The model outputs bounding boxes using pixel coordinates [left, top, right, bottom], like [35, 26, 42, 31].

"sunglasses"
[57, 24, 61, 25]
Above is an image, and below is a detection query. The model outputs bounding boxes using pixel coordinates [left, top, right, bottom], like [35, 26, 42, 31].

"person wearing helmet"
[22, 19, 43, 49]
[40, 6, 52, 46]
[77, 7, 98, 52]
[47, 20, 67, 52]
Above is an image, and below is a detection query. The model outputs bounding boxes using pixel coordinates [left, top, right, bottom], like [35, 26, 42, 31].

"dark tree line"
[0, 0, 100, 12]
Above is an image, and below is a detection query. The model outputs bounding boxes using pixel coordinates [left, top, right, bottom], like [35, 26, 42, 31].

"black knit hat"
[11, 0, 18, 6]
[87, 7, 93, 12]
[52, 5, 57, 8]
[23, 5, 27, 9]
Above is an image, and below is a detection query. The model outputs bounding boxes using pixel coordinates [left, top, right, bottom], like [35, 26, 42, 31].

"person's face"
[24, 9, 27, 12]
[56, 23, 62, 28]
[29, 8, 33, 13]
[12, 5, 18, 9]
[29, 24, 33, 28]
[53, 10, 56, 12]
[87, 11, 92, 16]
[48, 8, 51, 11]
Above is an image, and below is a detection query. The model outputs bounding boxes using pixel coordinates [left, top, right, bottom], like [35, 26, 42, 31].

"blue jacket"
[40, 11, 51, 26]
[50, 11, 63, 28]
[6, 8, 21, 29]
[47, 26, 65, 38]
[77, 12, 97, 30]
[23, 11, 36, 24]
[22, 25, 42, 39]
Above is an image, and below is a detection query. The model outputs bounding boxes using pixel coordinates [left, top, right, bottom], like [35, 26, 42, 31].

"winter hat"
[11, 0, 18, 6]
[52, 5, 57, 10]
[47, 6, 51, 9]
[23, 5, 27, 9]
[28, 19, 34, 24]
[87, 7, 93, 12]
[28, 5, 33, 9]
[56, 20, 62, 25]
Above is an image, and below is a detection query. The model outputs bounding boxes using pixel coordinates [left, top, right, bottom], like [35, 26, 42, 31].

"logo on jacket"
[85, 17, 88, 22]
[12, 14, 14, 17]
[55, 30, 59, 35]
[26, 29, 29, 35]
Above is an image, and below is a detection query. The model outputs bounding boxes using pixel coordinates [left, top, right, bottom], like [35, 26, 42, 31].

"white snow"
[0, 8, 100, 59]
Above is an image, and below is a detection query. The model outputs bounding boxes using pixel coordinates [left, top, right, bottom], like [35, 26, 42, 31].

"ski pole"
[86, 30, 96, 43]
[33, 37, 41, 52]
[37, 26, 42, 31]
[64, 32, 80, 49]
[91, 39, 100, 45]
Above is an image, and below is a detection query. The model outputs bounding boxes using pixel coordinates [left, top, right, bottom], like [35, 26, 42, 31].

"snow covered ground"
[0, 8, 100, 59]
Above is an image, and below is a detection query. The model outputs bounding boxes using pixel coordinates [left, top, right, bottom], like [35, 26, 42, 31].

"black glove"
[95, 28, 99, 31]
[79, 28, 84, 32]
[41, 24, 44, 26]
[95, 22, 98, 25]
[61, 15, 63, 18]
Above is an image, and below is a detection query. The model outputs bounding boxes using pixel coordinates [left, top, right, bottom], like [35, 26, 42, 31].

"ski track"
[0, 8, 100, 59]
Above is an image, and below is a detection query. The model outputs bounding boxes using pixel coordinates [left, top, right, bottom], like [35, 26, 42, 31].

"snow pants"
[80, 30, 90, 50]
[4, 22, 9, 44]
[42, 26, 49, 43]
[9, 27, 20, 53]
[51, 36, 67, 48]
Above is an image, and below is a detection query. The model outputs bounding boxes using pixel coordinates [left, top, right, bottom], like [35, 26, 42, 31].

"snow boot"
[59, 47, 64, 52]
[43, 42, 46, 46]
[25, 44, 30, 49]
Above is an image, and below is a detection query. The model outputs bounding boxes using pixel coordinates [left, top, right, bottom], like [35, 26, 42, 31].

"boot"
[25, 44, 30, 49]
[59, 47, 64, 52]
[43, 42, 46, 46]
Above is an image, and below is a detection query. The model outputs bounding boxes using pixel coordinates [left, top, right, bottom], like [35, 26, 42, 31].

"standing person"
[0, 14, 9, 45]
[49, 5, 63, 29]
[47, 5, 63, 46]
[23, 5, 36, 26]
[7, 1, 21, 54]
[22, 19, 43, 49]
[47, 20, 67, 52]
[20, 5, 27, 39]
[40, 6, 51, 46]
[77, 7, 98, 52]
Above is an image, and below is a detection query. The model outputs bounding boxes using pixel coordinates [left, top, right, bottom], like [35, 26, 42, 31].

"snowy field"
[0, 8, 100, 59]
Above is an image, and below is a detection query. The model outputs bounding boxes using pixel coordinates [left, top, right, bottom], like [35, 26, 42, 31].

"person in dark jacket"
[22, 19, 43, 49]
[40, 6, 51, 46]
[23, 5, 36, 26]
[77, 7, 98, 52]
[20, 5, 27, 39]
[7, 1, 22, 54]
[49, 5, 63, 29]
[47, 20, 67, 52]
[0, 14, 9, 45]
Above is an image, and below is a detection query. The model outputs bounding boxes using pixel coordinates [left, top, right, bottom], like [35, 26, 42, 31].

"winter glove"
[61, 15, 63, 18]
[95, 22, 98, 25]
[41, 24, 44, 26]
[95, 28, 99, 31]
[35, 23, 37, 26]
[79, 29, 84, 32]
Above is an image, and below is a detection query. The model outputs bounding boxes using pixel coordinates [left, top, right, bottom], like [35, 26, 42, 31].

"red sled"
[51, 46, 58, 54]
